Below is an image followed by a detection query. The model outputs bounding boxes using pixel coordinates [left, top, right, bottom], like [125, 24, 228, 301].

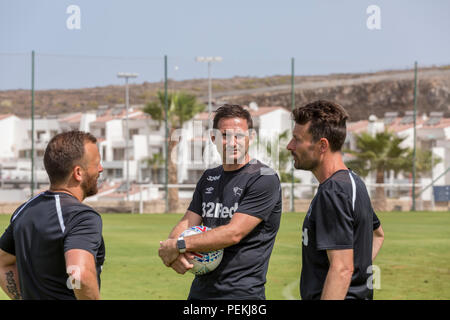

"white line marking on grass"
[282, 279, 300, 300]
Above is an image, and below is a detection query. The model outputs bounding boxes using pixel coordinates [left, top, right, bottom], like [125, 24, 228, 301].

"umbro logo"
[207, 175, 221, 182]
[205, 187, 214, 194]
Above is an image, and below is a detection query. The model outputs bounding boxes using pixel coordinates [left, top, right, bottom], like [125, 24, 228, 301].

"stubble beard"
[81, 173, 99, 198]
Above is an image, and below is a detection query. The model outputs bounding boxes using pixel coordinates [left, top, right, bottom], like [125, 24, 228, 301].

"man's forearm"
[0, 265, 21, 300]
[321, 267, 352, 300]
[168, 221, 190, 239]
[71, 269, 100, 300]
[372, 237, 383, 261]
[168, 211, 202, 239]
[184, 225, 240, 252]
[372, 226, 384, 261]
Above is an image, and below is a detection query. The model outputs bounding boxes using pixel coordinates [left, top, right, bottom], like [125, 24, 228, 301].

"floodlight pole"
[117, 72, 139, 202]
[195, 56, 222, 127]
[164, 55, 169, 213]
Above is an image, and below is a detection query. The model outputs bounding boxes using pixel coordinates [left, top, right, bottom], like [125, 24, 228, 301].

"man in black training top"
[286, 100, 385, 300]
[0, 131, 105, 300]
[159, 104, 282, 299]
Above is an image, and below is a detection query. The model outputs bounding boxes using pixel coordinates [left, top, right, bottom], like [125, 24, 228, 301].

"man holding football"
[158, 104, 282, 300]
[286, 100, 384, 300]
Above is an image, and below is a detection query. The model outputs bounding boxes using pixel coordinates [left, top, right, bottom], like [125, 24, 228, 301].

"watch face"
[177, 239, 186, 251]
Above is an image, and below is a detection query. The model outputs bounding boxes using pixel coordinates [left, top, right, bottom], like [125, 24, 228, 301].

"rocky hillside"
[0, 66, 449, 121]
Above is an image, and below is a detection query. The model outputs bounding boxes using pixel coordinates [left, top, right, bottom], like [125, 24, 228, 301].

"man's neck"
[49, 185, 84, 202]
[312, 152, 347, 184]
[222, 155, 251, 172]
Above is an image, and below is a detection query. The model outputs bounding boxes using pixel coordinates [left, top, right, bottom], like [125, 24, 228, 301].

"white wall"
[0, 116, 20, 159]
[432, 147, 447, 185]
[79, 113, 97, 132]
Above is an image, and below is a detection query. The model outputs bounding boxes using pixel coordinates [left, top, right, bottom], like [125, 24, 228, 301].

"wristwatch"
[177, 237, 186, 253]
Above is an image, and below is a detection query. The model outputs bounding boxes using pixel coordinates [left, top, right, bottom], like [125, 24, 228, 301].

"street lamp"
[117, 72, 139, 201]
[195, 56, 222, 127]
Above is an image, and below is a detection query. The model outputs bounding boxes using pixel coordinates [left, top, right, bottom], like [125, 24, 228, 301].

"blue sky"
[0, 0, 449, 89]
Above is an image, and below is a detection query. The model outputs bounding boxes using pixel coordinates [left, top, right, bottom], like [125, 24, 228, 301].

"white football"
[180, 226, 224, 275]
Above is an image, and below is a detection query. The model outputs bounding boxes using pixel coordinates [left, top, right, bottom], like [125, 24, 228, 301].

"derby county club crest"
[233, 187, 243, 197]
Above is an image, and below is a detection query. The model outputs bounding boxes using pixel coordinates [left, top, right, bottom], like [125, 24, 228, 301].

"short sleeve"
[236, 173, 281, 221]
[313, 189, 354, 250]
[372, 210, 381, 230]
[187, 177, 204, 216]
[0, 224, 15, 255]
[64, 211, 102, 257]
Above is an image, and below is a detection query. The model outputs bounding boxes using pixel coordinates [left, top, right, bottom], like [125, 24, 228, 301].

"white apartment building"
[1, 105, 448, 204]
[345, 111, 450, 203]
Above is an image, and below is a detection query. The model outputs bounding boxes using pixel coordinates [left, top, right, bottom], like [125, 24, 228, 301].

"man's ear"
[319, 138, 330, 153]
[72, 165, 83, 182]
[210, 128, 222, 144]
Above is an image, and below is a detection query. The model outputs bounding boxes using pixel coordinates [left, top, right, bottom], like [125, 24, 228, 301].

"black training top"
[300, 169, 381, 300]
[0, 191, 105, 300]
[187, 159, 282, 300]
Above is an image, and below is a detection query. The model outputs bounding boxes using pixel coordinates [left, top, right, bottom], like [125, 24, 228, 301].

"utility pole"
[117, 72, 139, 201]
[164, 55, 169, 213]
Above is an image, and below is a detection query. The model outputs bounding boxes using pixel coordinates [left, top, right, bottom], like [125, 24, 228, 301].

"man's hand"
[170, 253, 195, 274]
[158, 239, 179, 267]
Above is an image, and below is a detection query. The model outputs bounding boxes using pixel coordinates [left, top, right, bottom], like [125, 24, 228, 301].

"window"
[114, 169, 123, 178]
[129, 128, 139, 137]
[113, 148, 125, 161]
[37, 130, 46, 141]
[19, 150, 31, 158]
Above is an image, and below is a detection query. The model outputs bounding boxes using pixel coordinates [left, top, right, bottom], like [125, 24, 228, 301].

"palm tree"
[145, 153, 164, 183]
[344, 131, 411, 211]
[405, 148, 441, 179]
[143, 91, 205, 212]
[345, 130, 441, 211]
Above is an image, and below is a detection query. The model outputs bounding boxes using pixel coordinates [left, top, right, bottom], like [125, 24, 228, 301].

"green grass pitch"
[0, 211, 449, 300]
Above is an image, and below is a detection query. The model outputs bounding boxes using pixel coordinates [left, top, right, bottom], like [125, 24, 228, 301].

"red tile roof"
[0, 114, 15, 121]
[195, 106, 287, 121]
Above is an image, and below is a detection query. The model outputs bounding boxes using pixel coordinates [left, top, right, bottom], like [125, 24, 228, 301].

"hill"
[0, 66, 449, 121]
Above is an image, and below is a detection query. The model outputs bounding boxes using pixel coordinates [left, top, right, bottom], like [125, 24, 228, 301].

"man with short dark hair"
[159, 104, 282, 299]
[0, 131, 105, 300]
[287, 100, 384, 300]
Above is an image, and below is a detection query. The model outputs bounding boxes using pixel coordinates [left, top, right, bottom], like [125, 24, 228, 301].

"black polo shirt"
[187, 159, 282, 300]
[300, 170, 381, 300]
[0, 191, 105, 300]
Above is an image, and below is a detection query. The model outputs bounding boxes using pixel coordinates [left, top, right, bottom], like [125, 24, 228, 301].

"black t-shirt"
[0, 191, 105, 300]
[300, 170, 381, 300]
[187, 159, 282, 299]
